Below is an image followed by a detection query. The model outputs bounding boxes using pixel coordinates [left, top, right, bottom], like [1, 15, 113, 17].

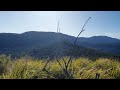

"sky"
[0, 11, 120, 39]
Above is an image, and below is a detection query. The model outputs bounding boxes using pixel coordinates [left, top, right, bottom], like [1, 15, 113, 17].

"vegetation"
[0, 17, 120, 79]
[0, 54, 120, 79]
[0, 17, 120, 80]
[1, 32, 120, 59]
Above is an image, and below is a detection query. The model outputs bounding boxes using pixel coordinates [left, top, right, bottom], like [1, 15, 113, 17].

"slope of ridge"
[0, 31, 120, 59]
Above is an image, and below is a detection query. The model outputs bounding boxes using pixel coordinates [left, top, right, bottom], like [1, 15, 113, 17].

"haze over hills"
[79, 36, 120, 44]
[0, 31, 120, 59]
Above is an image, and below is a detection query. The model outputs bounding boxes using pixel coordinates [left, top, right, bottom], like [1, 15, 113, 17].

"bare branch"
[62, 58, 67, 68]
[56, 59, 65, 71]
[67, 17, 91, 67]
[42, 60, 50, 71]
[53, 17, 91, 79]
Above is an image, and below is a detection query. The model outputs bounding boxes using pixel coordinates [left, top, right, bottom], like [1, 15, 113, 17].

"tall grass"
[0, 55, 120, 79]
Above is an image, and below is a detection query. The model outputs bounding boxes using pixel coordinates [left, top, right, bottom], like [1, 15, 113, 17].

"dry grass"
[0, 55, 120, 79]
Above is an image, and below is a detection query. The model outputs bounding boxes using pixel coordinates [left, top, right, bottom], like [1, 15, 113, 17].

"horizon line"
[0, 30, 120, 39]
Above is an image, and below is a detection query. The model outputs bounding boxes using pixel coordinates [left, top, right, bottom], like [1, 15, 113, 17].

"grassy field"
[0, 54, 120, 79]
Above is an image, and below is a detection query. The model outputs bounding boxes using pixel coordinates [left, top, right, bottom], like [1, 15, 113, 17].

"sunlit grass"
[0, 55, 120, 79]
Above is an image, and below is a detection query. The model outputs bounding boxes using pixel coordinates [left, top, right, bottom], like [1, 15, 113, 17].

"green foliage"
[0, 54, 11, 75]
[0, 55, 120, 79]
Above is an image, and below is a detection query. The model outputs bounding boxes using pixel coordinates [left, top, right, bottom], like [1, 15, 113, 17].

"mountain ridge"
[0, 31, 120, 59]
[1, 31, 120, 40]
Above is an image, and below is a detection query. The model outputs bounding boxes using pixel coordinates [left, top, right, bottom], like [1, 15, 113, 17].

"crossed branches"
[40, 17, 91, 79]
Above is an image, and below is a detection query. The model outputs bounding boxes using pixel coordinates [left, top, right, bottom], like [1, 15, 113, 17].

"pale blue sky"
[0, 11, 120, 39]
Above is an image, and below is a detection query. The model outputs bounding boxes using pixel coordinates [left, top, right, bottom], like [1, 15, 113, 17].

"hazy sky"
[0, 11, 120, 39]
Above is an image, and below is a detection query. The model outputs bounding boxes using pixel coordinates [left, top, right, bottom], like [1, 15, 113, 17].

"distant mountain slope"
[27, 41, 120, 60]
[79, 36, 120, 44]
[0, 31, 75, 48]
[78, 36, 120, 55]
[0, 31, 120, 59]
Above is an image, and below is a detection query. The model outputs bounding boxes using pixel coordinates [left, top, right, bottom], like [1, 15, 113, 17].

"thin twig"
[42, 60, 50, 71]
[67, 17, 91, 67]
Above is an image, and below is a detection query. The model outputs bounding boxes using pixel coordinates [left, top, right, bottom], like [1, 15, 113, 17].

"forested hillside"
[0, 31, 120, 60]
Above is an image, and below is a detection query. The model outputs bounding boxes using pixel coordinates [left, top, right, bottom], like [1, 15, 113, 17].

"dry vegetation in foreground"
[0, 55, 120, 79]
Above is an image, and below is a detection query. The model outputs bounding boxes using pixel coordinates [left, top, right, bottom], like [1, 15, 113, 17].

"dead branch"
[42, 60, 50, 71]
[67, 17, 91, 69]
[54, 17, 91, 79]
[40, 17, 92, 79]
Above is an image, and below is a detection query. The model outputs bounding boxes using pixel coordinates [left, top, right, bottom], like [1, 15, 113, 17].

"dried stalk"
[54, 17, 91, 79]
[67, 17, 91, 67]
[67, 17, 91, 78]
[39, 17, 91, 79]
